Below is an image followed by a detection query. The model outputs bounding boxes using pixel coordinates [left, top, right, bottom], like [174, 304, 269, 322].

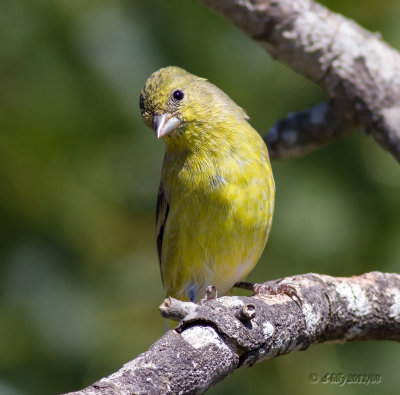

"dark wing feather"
[156, 182, 169, 284]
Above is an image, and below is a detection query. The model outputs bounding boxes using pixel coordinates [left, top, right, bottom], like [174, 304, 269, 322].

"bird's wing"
[156, 182, 169, 282]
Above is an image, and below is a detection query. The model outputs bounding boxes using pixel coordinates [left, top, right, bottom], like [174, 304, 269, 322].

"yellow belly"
[160, 151, 275, 302]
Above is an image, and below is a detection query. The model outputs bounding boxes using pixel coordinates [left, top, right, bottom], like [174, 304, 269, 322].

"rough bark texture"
[66, 272, 400, 395]
[200, 0, 400, 161]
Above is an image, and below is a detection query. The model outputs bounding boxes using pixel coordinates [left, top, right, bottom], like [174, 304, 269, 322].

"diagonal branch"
[264, 99, 359, 158]
[200, 0, 400, 161]
[66, 271, 400, 395]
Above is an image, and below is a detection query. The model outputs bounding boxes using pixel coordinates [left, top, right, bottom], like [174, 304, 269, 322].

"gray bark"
[200, 0, 400, 161]
[66, 272, 400, 395]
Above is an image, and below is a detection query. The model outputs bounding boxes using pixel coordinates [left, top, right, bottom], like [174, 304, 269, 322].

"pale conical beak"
[153, 114, 182, 139]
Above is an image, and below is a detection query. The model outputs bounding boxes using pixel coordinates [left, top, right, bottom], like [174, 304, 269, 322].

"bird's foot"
[235, 280, 302, 307]
[256, 283, 302, 307]
[199, 285, 218, 304]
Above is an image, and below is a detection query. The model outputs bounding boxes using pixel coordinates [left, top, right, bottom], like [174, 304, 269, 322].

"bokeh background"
[1, 0, 400, 394]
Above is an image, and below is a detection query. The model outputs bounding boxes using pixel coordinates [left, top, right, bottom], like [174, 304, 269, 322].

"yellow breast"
[160, 123, 275, 302]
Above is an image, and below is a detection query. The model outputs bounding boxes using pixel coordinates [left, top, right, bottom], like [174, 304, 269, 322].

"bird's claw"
[199, 285, 218, 304]
[254, 282, 302, 307]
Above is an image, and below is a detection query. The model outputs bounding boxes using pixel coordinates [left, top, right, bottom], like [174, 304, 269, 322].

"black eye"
[139, 93, 145, 110]
[172, 89, 184, 101]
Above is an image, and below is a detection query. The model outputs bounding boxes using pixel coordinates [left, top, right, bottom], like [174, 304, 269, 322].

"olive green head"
[139, 66, 248, 143]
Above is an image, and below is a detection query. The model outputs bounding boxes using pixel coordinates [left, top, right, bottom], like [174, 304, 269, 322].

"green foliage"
[0, 0, 399, 394]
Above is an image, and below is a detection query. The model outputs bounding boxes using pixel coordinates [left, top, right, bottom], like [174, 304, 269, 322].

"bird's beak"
[153, 114, 182, 139]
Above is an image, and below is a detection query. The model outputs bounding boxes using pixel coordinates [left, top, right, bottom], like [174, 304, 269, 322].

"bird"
[139, 66, 275, 303]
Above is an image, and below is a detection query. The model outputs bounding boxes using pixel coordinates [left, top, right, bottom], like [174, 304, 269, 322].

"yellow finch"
[139, 66, 275, 302]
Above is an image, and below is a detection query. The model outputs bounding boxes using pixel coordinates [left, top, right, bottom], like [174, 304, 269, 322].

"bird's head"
[139, 66, 248, 146]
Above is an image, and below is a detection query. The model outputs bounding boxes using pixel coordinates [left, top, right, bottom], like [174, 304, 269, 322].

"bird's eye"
[172, 89, 184, 101]
[139, 93, 145, 110]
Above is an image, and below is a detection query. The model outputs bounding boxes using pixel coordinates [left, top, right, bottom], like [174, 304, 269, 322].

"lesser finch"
[139, 66, 275, 303]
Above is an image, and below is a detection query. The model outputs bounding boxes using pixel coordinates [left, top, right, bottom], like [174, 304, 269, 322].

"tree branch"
[265, 99, 359, 158]
[200, 0, 400, 161]
[66, 271, 400, 395]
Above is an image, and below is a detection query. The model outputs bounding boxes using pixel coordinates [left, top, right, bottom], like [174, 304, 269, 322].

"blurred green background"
[1, 0, 399, 394]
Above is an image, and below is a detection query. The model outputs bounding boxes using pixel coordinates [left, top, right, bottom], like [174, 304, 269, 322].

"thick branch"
[200, 0, 400, 161]
[66, 272, 400, 395]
